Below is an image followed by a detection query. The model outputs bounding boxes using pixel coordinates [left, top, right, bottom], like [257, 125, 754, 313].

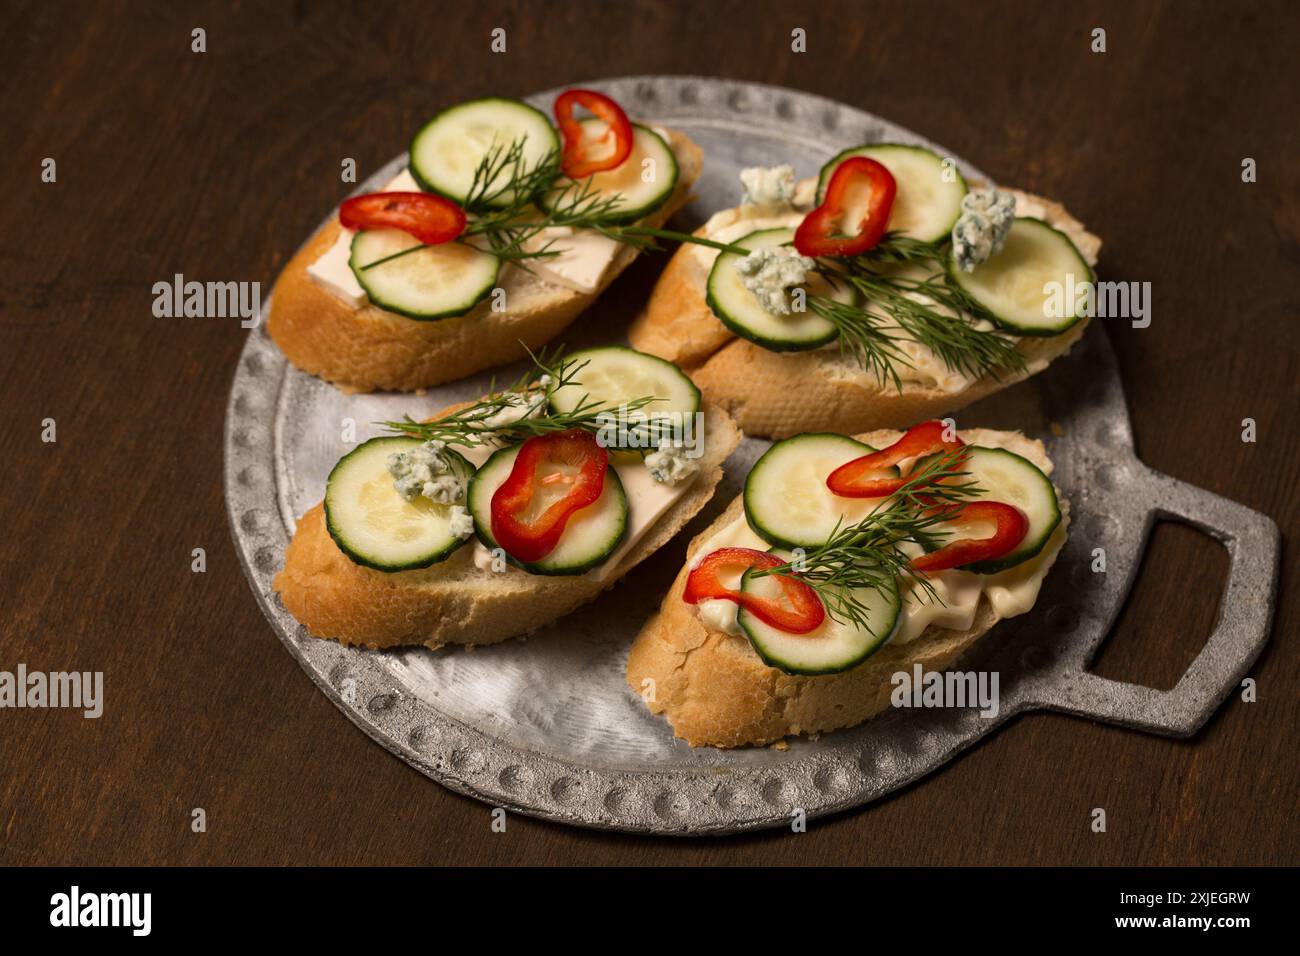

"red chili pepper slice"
[490, 429, 607, 563]
[909, 501, 1028, 573]
[554, 88, 635, 179]
[826, 420, 966, 498]
[683, 547, 826, 634]
[794, 156, 897, 257]
[339, 192, 467, 245]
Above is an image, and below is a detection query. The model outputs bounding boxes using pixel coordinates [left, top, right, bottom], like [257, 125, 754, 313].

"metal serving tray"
[224, 76, 1279, 835]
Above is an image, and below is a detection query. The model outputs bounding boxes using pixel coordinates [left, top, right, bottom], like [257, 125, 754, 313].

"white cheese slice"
[589, 456, 692, 581]
[521, 227, 621, 294]
[306, 231, 366, 307]
[306, 169, 422, 308]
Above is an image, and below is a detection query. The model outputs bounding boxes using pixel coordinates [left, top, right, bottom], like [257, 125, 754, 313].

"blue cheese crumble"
[951, 190, 1016, 272]
[734, 246, 816, 315]
[447, 504, 475, 539]
[739, 165, 796, 208]
[387, 440, 467, 504]
[645, 438, 699, 485]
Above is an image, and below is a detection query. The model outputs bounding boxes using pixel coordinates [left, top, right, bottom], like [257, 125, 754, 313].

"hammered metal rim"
[224, 75, 1279, 836]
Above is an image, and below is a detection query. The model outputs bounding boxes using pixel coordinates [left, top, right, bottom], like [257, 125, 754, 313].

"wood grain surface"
[1, 0, 1295, 866]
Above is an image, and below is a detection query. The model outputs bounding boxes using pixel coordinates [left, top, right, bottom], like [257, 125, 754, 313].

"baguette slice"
[628, 187, 1101, 439]
[273, 399, 740, 650]
[268, 130, 702, 393]
[626, 428, 1066, 748]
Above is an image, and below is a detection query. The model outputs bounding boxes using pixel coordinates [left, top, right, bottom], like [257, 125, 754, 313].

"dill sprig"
[355, 140, 1024, 397]
[358, 135, 749, 274]
[460, 137, 562, 213]
[379, 347, 672, 449]
[752, 449, 982, 633]
[857, 232, 945, 265]
[465, 174, 659, 266]
[809, 246, 1025, 389]
[808, 294, 911, 393]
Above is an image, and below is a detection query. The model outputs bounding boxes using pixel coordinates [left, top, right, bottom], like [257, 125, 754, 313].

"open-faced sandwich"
[269, 90, 702, 392]
[628, 146, 1102, 438]
[626, 420, 1068, 747]
[274, 346, 739, 649]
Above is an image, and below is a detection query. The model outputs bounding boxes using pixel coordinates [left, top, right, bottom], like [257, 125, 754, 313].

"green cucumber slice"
[467, 443, 628, 576]
[915, 445, 1061, 574]
[947, 217, 1094, 336]
[537, 122, 678, 225]
[349, 229, 500, 320]
[816, 143, 968, 243]
[705, 227, 850, 351]
[324, 437, 475, 572]
[743, 433, 900, 549]
[738, 550, 901, 675]
[409, 97, 559, 209]
[548, 346, 700, 418]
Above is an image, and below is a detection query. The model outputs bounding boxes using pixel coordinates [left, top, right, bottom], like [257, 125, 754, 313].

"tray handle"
[1040, 467, 1279, 737]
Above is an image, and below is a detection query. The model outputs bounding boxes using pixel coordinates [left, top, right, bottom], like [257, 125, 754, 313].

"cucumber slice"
[548, 346, 701, 418]
[743, 433, 900, 549]
[705, 227, 851, 352]
[738, 551, 901, 675]
[349, 229, 500, 320]
[324, 437, 475, 572]
[947, 217, 1094, 336]
[467, 443, 628, 576]
[816, 143, 968, 243]
[915, 445, 1061, 574]
[537, 122, 678, 225]
[409, 97, 559, 208]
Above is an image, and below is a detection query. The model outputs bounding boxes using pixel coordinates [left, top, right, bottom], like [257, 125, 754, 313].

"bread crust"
[272, 400, 740, 650]
[625, 427, 1063, 748]
[267, 130, 703, 393]
[628, 188, 1101, 438]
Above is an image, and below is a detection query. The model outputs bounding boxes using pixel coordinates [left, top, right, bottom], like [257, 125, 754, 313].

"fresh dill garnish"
[379, 346, 673, 449]
[857, 232, 946, 265]
[808, 238, 1026, 390]
[460, 137, 561, 214]
[751, 449, 982, 633]
[465, 173, 658, 267]
[353, 137, 1024, 391]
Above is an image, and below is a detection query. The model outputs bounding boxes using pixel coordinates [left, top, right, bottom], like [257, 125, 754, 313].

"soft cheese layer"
[691, 429, 1067, 643]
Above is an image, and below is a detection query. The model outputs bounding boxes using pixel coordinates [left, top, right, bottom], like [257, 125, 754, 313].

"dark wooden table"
[2, 0, 1295, 866]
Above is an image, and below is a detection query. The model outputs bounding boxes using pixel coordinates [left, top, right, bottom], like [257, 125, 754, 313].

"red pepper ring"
[683, 547, 826, 635]
[827, 420, 966, 498]
[490, 429, 608, 563]
[909, 501, 1028, 574]
[794, 156, 897, 258]
[339, 192, 467, 246]
[554, 88, 635, 179]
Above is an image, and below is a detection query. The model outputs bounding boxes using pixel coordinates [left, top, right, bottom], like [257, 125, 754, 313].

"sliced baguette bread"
[625, 427, 1066, 748]
[628, 187, 1101, 439]
[267, 129, 702, 393]
[273, 398, 740, 650]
